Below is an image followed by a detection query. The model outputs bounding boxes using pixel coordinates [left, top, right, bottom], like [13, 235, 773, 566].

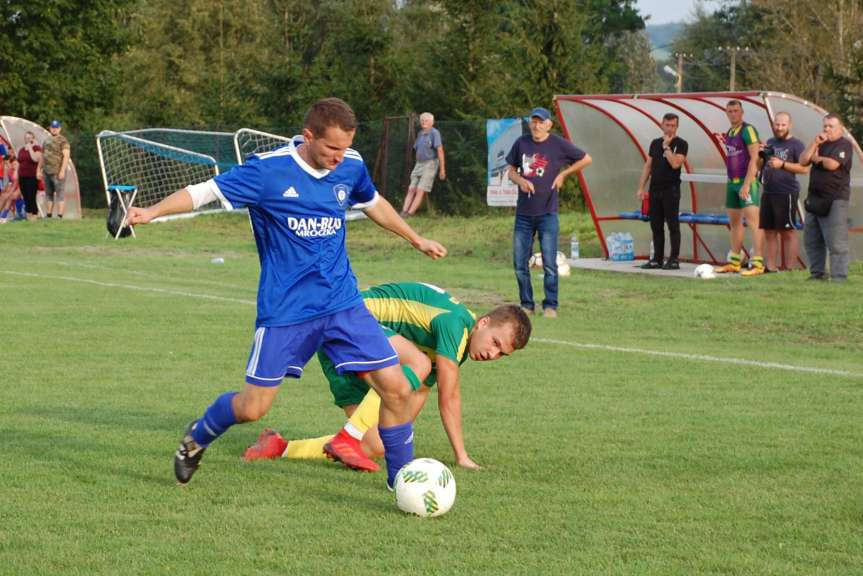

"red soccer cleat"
[243, 428, 288, 461]
[323, 429, 380, 472]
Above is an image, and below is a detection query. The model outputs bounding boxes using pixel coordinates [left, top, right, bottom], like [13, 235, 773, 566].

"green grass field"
[1, 213, 862, 575]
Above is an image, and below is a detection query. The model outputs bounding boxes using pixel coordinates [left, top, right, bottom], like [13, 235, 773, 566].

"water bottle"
[570, 234, 579, 260]
[649, 241, 655, 262]
[623, 233, 635, 261]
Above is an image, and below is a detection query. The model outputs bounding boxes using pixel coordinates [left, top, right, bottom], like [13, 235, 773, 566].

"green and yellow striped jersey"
[362, 282, 477, 385]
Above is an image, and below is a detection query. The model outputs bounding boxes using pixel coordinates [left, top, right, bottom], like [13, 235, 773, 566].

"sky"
[637, 0, 718, 25]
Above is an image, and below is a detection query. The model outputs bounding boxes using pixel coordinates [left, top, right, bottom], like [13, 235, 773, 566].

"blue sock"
[0, 209, 8, 219]
[15, 198, 25, 218]
[191, 391, 238, 447]
[379, 422, 414, 489]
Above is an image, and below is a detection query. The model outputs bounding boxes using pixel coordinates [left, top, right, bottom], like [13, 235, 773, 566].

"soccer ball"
[394, 458, 456, 518]
[529, 251, 571, 276]
[558, 262, 571, 277]
[694, 263, 716, 279]
[528, 252, 543, 269]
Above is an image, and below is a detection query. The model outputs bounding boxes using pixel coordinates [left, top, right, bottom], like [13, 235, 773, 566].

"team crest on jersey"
[333, 184, 349, 207]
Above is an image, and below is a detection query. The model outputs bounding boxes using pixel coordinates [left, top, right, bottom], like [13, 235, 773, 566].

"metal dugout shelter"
[554, 92, 863, 264]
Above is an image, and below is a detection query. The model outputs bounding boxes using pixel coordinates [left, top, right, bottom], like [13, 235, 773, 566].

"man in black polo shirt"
[800, 113, 854, 281]
[636, 113, 688, 269]
[759, 112, 808, 272]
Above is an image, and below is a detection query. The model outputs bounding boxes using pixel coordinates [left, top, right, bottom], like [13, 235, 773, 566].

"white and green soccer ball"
[394, 458, 457, 518]
[529, 251, 572, 277]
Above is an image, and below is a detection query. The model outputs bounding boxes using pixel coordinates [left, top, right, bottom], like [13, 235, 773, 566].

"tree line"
[1, 1, 859, 211]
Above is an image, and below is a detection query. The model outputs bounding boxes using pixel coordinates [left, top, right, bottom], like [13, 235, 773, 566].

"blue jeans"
[513, 213, 559, 310]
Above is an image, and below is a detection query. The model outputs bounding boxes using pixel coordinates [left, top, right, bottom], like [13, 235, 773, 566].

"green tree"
[0, 0, 135, 131]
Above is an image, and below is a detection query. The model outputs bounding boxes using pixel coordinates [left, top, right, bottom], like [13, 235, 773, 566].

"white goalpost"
[233, 128, 292, 164]
[96, 130, 223, 216]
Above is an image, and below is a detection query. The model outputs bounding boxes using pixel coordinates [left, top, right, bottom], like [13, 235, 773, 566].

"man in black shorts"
[758, 112, 808, 271]
[636, 113, 688, 269]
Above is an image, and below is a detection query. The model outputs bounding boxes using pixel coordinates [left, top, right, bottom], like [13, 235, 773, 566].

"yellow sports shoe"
[714, 262, 741, 274]
[741, 265, 765, 277]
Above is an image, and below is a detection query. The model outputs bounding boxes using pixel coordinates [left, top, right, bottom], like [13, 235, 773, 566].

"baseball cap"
[529, 107, 551, 121]
[49, 120, 61, 129]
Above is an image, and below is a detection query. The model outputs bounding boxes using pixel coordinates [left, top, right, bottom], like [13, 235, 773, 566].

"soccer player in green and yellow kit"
[716, 99, 766, 276]
[243, 282, 532, 471]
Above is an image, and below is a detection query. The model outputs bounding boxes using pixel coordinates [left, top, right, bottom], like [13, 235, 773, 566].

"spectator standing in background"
[758, 112, 808, 272]
[37, 119, 70, 219]
[800, 114, 854, 281]
[401, 112, 445, 217]
[506, 107, 592, 318]
[17, 131, 43, 220]
[636, 113, 688, 270]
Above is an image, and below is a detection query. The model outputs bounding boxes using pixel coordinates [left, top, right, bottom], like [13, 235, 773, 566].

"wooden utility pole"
[676, 52, 684, 93]
[722, 46, 749, 91]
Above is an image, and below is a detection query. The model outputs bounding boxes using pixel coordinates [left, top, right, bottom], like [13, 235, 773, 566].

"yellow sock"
[344, 389, 381, 439]
[285, 435, 333, 459]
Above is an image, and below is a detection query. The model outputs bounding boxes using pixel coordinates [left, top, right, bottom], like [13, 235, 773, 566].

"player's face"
[725, 104, 743, 126]
[303, 125, 355, 171]
[772, 115, 791, 139]
[468, 318, 516, 362]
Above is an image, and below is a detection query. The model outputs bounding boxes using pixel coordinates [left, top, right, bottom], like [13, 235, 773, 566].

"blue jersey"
[211, 136, 377, 327]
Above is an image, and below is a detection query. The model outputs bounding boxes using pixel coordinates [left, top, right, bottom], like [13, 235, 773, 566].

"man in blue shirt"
[506, 107, 591, 318]
[126, 98, 447, 489]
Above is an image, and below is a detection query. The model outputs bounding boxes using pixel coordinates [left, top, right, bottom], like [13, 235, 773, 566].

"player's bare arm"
[740, 141, 760, 199]
[363, 194, 447, 259]
[436, 356, 480, 470]
[126, 187, 195, 225]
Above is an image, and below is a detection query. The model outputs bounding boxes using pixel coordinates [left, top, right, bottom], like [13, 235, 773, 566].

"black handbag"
[804, 194, 833, 217]
[106, 189, 134, 238]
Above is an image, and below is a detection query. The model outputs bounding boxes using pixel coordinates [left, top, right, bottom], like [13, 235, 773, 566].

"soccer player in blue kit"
[125, 98, 447, 489]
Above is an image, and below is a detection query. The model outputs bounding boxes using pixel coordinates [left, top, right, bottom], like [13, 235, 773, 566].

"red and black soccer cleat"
[323, 429, 380, 472]
[243, 428, 288, 461]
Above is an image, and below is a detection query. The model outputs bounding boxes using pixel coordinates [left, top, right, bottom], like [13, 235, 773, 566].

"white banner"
[486, 118, 523, 207]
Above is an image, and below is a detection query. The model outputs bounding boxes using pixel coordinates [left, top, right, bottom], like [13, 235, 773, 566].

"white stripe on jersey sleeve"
[187, 180, 234, 210]
[352, 190, 380, 211]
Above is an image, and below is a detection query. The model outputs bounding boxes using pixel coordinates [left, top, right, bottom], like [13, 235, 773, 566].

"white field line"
[3, 269, 861, 380]
[535, 338, 862, 379]
[1, 271, 256, 307]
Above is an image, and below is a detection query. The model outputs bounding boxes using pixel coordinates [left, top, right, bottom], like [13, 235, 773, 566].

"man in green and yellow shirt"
[244, 282, 532, 471]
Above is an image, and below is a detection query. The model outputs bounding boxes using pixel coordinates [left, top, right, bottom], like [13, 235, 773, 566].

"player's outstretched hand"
[416, 237, 447, 259]
[125, 206, 155, 226]
[456, 455, 481, 470]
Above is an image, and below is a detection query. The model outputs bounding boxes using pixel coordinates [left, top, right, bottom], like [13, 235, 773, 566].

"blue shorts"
[244, 304, 399, 387]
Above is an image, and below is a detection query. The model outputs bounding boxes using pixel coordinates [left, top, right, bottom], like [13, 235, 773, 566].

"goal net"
[123, 128, 238, 174]
[233, 128, 292, 164]
[96, 130, 222, 212]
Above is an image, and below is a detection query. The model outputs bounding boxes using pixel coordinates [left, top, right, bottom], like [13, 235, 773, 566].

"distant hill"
[646, 22, 684, 61]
